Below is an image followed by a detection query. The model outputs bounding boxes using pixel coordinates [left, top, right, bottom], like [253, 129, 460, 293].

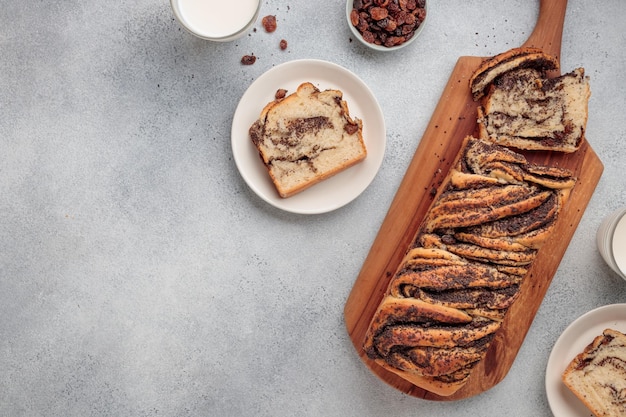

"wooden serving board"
[343, 0, 604, 401]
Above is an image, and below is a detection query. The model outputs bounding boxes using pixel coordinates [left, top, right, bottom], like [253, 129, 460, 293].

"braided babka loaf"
[363, 136, 576, 396]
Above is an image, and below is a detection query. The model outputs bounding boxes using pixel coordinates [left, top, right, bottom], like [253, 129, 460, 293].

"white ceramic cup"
[596, 206, 626, 280]
[171, 0, 260, 42]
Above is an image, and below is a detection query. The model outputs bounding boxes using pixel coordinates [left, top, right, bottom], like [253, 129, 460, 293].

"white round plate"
[545, 303, 626, 416]
[231, 59, 386, 214]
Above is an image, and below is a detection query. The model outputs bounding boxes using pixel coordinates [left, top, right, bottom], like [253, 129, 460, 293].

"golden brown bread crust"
[469, 47, 559, 100]
[363, 294, 500, 396]
[423, 185, 552, 233]
[376, 361, 472, 397]
[363, 136, 576, 396]
[390, 262, 521, 292]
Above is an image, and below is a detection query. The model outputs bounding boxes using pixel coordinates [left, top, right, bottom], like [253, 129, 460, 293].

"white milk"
[612, 213, 626, 279]
[173, 0, 260, 40]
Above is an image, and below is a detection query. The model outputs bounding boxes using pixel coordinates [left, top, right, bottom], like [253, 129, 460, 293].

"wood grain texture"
[343, 0, 604, 400]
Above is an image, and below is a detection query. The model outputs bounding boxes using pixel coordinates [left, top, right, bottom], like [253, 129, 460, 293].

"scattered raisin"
[262, 15, 277, 33]
[344, 123, 359, 135]
[275, 89, 287, 100]
[279, 39, 288, 50]
[241, 55, 256, 65]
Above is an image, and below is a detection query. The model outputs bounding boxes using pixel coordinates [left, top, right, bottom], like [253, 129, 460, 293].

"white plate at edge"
[231, 59, 386, 214]
[546, 303, 626, 416]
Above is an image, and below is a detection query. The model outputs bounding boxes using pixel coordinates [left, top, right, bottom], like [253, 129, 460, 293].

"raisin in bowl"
[346, 0, 427, 51]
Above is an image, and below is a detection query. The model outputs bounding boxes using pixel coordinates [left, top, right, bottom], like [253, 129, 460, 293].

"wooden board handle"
[523, 0, 568, 60]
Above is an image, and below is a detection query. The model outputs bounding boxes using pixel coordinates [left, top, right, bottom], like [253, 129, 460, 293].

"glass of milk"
[597, 206, 626, 281]
[171, 0, 261, 41]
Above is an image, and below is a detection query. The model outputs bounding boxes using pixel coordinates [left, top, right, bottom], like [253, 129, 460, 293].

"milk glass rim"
[170, 0, 261, 42]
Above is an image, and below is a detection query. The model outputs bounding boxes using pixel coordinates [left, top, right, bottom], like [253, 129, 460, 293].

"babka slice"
[249, 82, 367, 198]
[477, 67, 590, 153]
[562, 328, 626, 417]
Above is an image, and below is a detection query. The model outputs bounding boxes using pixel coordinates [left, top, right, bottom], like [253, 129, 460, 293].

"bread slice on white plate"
[562, 328, 626, 417]
[249, 82, 367, 198]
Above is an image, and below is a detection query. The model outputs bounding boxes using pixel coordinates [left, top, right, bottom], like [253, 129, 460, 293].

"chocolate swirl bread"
[363, 137, 575, 396]
[562, 329, 626, 417]
[469, 47, 559, 100]
[470, 48, 591, 153]
[249, 82, 367, 198]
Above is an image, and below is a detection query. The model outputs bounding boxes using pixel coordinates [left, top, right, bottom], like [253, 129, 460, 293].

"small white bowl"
[596, 207, 626, 280]
[171, 0, 260, 42]
[346, 0, 427, 52]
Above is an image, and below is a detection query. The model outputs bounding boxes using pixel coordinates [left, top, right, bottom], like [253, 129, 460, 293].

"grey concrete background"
[1, 1, 625, 416]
